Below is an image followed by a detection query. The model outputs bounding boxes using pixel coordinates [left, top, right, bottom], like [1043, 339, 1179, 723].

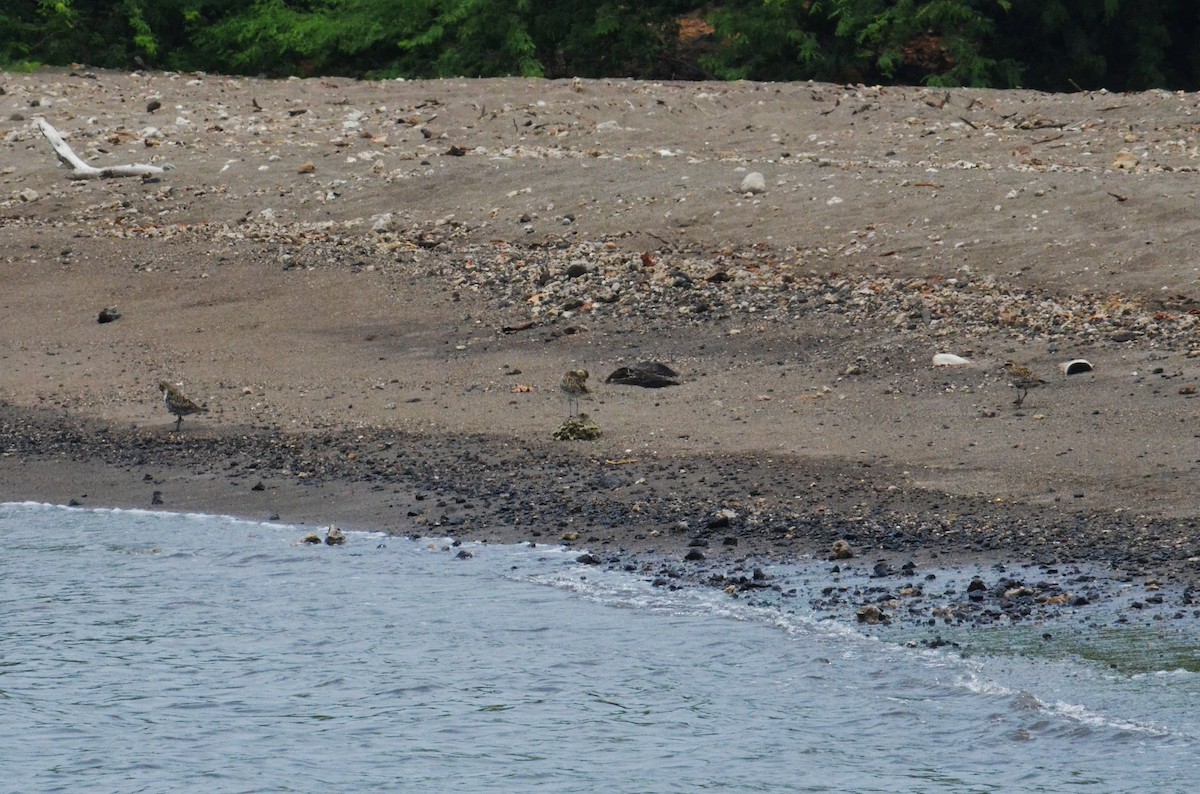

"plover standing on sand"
[560, 369, 591, 416]
[1004, 360, 1047, 408]
[159, 380, 208, 430]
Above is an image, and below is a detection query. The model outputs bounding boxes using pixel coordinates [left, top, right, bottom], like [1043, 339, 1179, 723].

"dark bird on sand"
[159, 380, 208, 430]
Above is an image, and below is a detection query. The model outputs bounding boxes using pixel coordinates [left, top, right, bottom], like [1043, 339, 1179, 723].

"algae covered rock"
[553, 412, 602, 441]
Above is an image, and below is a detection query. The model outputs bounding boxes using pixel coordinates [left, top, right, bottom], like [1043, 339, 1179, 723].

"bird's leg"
[1013, 388, 1026, 407]
[175, 415, 183, 431]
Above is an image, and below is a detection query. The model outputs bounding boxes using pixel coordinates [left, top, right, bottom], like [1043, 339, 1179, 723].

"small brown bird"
[1004, 360, 1047, 407]
[560, 369, 591, 416]
[159, 380, 208, 430]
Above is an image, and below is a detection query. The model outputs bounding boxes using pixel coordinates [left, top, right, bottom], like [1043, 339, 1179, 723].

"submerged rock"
[325, 524, 346, 545]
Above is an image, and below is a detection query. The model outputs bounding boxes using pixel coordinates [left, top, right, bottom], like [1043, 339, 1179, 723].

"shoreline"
[4, 404, 1196, 632]
[2, 68, 1199, 632]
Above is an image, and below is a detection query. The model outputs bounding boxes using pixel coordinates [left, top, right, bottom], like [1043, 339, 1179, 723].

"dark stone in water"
[684, 549, 706, 561]
[576, 552, 601, 565]
[455, 549, 473, 560]
[966, 578, 987, 593]
[872, 562, 893, 577]
[706, 514, 731, 530]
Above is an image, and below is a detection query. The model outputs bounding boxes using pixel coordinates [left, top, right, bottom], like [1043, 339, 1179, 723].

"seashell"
[1058, 359, 1093, 375]
[932, 353, 971, 367]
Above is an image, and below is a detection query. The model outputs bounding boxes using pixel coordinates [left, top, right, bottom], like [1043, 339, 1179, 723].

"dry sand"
[1, 69, 1198, 622]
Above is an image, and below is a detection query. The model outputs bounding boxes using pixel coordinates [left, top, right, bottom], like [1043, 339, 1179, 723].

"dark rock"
[830, 539, 854, 560]
[605, 361, 680, 388]
[97, 306, 121, 324]
[722, 536, 738, 546]
[251, 480, 265, 491]
[151, 490, 163, 505]
[871, 562, 893, 577]
[576, 552, 601, 565]
[455, 549, 473, 559]
[684, 549, 706, 561]
[966, 578, 987, 592]
[706, 514, 731, 529]
[856, 604, 888, 624]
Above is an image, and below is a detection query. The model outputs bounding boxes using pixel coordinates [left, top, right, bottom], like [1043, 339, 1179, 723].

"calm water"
[2, 502, 1199, 793]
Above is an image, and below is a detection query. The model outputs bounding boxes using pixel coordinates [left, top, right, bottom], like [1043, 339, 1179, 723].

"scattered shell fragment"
[1057, 359, 1093, 375]
[932, 353, 971, 367]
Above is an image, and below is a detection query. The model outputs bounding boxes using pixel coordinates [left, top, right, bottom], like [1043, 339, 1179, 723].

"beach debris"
[830, 539, 854, 560]
[605, 361, 680, 388]
[325, 524, 346, 545]
[856, 604, 888, 624]
[1111, 150, 1138, 171]
[553, 413, 602, 440]
[932, 353, 971, 367]
[1057, 359, 1093, 375]
[740, 171, 766, 194]
[35, 118, 173, 179]
[97, 306, 121, 324]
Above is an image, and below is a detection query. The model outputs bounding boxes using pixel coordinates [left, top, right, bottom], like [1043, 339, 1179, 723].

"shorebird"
[559, 369, 591, 416]
[1004, 360, 1047, 407]
[158, 380, 208, 430]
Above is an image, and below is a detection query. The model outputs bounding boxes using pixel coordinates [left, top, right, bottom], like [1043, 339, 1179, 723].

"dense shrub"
[3, 0, 1200, 91]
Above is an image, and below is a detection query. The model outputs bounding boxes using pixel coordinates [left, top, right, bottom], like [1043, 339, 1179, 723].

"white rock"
[740, 172, 766, 194]
[932, 353, 971, 367]
[17, 188, 38, 202]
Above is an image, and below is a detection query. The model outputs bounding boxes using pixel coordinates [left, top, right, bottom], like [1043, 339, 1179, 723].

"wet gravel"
[5, 402, 1199, 631]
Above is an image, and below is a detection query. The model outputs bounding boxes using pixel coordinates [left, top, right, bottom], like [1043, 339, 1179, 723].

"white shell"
[1058, 359, 1093, 375]
[932, 353, 971, 367]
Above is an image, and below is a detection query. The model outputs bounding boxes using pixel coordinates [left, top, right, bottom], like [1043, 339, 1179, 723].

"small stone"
[684, 549, 706, 561]
[299, 533, 322, 544]
[830, 539, 854, 560]
[97, 306, 121, 324]
[856, 604, 887, 624]
[455, 549, 473, 559]
[576, 552, 601, 565]
[297, 161, 315, 174]
[740, 171, 766, 194]
[17, 188, 38, 202]
[251, 480, 265, 491]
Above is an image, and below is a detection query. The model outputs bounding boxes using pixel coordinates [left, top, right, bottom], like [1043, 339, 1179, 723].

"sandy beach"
[1, 68, 1197, 625]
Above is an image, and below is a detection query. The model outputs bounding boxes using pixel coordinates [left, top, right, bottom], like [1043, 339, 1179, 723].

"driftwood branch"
[36, 118, 173, 180]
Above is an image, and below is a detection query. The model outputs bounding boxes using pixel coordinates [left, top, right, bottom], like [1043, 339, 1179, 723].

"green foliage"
[1, 0, 1200, 91]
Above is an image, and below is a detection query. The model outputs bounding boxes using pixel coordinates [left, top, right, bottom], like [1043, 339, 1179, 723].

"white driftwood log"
[36, 118, 173, 179]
